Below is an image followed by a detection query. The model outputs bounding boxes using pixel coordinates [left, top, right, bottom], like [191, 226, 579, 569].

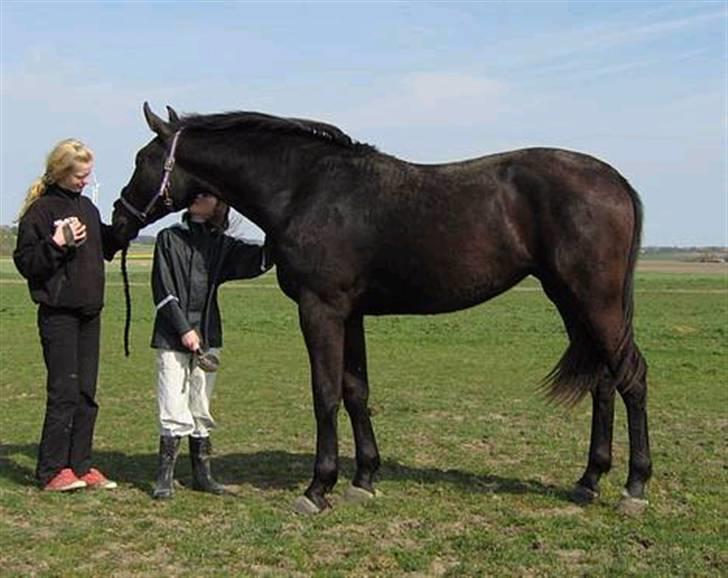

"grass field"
[0, 257, 726, 577]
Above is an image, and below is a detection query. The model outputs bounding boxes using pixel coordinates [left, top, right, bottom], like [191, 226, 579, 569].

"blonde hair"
[16, 138, 94, 221]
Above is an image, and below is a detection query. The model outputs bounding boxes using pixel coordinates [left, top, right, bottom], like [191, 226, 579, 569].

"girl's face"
[58, 161, 93, 193]
[188, 192, 219, 221]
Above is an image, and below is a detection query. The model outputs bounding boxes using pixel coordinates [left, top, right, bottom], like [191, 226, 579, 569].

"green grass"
[0, 258, 726, 577]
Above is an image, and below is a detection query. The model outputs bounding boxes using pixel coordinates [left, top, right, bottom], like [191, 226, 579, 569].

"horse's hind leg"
[541, 275, 651, 508]
[540, 280, 618, 502]
[616, 342, 651, 511]
[342, 315, 381, 499]
[580, 304, 651, 511]
[574, 376, 616, 503]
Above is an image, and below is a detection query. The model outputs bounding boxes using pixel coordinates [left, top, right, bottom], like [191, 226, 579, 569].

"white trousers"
[156, 348, 220, 438]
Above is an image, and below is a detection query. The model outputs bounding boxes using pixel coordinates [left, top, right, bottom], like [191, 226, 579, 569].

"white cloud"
[2, 67, 184, 130]
[339, 71, 509, 130]
[500, 6, 724, 80]
[585, 8, 725, 51]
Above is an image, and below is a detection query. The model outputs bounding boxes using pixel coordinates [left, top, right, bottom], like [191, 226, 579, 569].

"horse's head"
[111, 103, 205, 243]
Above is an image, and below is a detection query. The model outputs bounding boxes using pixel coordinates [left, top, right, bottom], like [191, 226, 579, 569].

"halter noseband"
[119, 129, 182, 224]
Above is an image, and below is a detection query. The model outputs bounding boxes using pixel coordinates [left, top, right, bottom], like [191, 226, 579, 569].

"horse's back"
[287, 147, 641, 316]
[364, 147, 639, 289]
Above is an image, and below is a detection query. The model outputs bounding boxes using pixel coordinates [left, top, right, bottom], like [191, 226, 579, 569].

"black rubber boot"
[189, 436, 227, 495]
[152, 436, 180, 500]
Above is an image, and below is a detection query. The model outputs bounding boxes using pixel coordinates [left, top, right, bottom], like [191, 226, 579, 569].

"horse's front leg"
[295, 292, 346, 514]
[342, 315, 380, 500]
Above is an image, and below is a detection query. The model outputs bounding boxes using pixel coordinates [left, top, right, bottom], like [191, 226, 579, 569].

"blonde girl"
[14, 138, 124, 491]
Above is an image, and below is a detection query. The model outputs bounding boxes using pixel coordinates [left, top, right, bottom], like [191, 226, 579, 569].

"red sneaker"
[43, 468, 86, 492]
[79, 468, 117, 489]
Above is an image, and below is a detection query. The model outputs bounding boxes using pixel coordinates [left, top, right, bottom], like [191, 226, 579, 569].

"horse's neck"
[232, 188, 293, 235]
[236, 159, 302, 235]
[181, 135, 304, 234]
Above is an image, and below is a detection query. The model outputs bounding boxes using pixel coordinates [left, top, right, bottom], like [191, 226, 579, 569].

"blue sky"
[1, 0, 725, 246]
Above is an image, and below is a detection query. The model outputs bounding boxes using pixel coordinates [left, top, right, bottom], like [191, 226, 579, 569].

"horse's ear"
[143, 102, 173, 139]
[166, 105, 180, 124]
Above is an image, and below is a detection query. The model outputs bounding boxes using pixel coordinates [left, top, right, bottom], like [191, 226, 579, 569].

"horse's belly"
[360, 271, 526, 315]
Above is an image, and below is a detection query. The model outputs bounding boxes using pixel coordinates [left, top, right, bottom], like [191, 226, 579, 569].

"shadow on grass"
[212, 451, 573, 502]
[0, 444, 571, 501]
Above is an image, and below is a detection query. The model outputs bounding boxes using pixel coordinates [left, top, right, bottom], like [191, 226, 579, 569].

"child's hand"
[67, 217, 87, 246]
[52, 217, 87, 247]
[181, 330, 201, 352]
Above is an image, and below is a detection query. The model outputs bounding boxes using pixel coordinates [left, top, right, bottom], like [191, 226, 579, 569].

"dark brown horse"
[111, 103, 651, 514]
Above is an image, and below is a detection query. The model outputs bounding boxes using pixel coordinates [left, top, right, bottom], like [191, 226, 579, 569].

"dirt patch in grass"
[528, 504, 584, 518]
[637, 260, 727, 275]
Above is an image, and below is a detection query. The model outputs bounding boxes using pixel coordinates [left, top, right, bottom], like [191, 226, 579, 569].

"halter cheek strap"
[119, 129, 182, 224]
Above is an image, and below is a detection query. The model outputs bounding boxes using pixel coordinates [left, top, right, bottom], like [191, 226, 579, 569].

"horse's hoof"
[343, 485, 379, 503]
[616, 493, 649, 516]
[292, 495, 323, 515]
[570, 484, 599, 505]
[218, 485, 239, 496]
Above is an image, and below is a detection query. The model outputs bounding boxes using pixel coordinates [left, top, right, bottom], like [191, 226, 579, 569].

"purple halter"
[119, 129, 182, 223]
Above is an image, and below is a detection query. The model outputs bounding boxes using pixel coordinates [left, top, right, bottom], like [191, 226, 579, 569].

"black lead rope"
[121, 246, 132, 357]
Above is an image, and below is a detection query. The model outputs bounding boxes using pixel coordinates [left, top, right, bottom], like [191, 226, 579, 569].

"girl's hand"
[52, 217, 87, 247]
[67, 217, 87, 246]
[52, 221, 68, 247]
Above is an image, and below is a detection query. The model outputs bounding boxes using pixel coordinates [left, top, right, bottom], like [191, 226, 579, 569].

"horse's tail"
[543, 176, 646, 406]
[611, 178, 648, 395]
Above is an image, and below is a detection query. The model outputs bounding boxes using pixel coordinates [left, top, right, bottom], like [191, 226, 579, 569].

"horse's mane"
[178, 111, 376, 153]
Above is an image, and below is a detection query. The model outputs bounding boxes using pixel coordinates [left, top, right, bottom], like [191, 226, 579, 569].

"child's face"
[58, 161, 93, 193]
[188, 192, 218, 221]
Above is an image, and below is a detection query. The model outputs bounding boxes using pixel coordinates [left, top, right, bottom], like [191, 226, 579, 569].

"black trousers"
[36, 305, 101, 484]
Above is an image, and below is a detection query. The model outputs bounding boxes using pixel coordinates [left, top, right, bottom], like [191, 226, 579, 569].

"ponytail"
[16, 178, 49, 221]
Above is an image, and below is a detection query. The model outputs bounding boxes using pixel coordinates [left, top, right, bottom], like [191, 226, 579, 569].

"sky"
[1, 0, 725, 246]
